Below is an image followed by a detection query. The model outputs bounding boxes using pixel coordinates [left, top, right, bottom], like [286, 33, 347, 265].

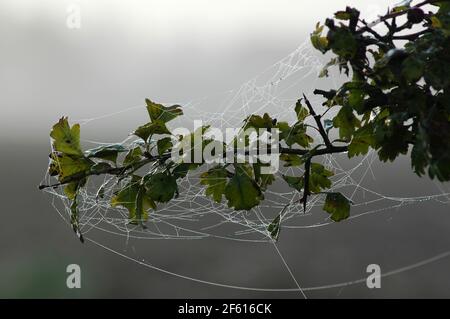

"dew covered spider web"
[40, 40, 450, 295]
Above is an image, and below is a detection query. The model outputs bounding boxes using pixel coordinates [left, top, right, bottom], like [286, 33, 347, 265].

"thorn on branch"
[300, 158, 311, 213]
[303, 93, 333, 149]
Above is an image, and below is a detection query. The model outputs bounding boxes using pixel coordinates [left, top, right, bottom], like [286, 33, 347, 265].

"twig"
[303, 93, 333, 149]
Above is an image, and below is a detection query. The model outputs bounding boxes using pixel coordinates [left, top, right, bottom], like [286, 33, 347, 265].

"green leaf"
[348, 123, 376, 158]
[327, 27, 358, 59]
[334, 11, 351, 20]
[311, 22, 329, 54]
[431, 16, 443, 28]
[401, 56, 424, 83]
[267, 214, 281, 241]
[347, 87, 365, 114]
[85, 144, 127, 163]
[200, 165, 228, 203]
[225, 164, 262, 211]
[157, 137, 173, 156]
[144, 172, 178, 203]
[70, 193, 84, 243]
[411, 125, 429, 176]
[49, 153, 93, 183]
[90, 162, 113, 173]
[333, 105, 361, 140]
[309, 163, 334, 193]
[279, 153, 303, 167]
[133, 120, 171, 141]
[64, 182, 79, 200]
[282, 175, 304, 192]
[294, 100, 309, 122]
[145, 99, 183, 123]
[323, 192, 350, 222]
[278, 122, 313, 148]
[172, 163, 200, 179]
[123, 147, 143, 166]
[253, 162, 275, 190]
[282, 164, 334, 194]
[243, 113, 275, 131]
[50, 117, 83, 156]
[111, 176, 155, 224]
[64, 178, 87, 201]
[374, 120, 410, 162]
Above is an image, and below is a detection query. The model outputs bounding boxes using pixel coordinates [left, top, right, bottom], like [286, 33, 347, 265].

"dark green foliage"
[312, 0, 450, 180]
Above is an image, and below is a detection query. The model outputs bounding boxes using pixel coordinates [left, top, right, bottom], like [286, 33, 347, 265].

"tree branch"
[302, 93, 333, 149]
[39, 144, 348, 191]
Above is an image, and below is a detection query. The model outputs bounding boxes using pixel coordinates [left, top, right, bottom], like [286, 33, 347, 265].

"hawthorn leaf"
[50, 117, 83, 156]
[294, 100, 309, 122]
[348, 123, 376, 158]
[144, 172, 178, 203]
[200, 165, 228, 203]
[49, 153, 93, 183]
[279, 153, 303, 167]
[90, 162, 113, 174]
[70, 194, 84, 243]
[85, 144, 127, 163]
[401, 56, 424, 83]
[278, 122, 313, 148]
[323, 192, 350, 222]
[133, 120, 171, 141]
[145, 99, 183, 123]
[225, 164, 262, 211]
[111, 176, 155, 224]
[267, 214, 281, 241]
[253, 162, 275, 190]
[328, 27, 358, 59]
[282, 175, 304, 192]
[333, 105, 361, 140]
[309, 163, 334, 193]
[244, 113, 275, 130]
[311, 23, 329, 54]
[283, 165, 333, 193]
[157, 137, 173, 156]
[335, 11, 351, 20]
[64, 178, 87, 201]
[172, 163, 200, 179]
[123, 147, 143, 166]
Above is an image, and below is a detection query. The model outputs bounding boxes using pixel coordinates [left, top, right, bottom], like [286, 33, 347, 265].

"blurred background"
[1, 0, 450, 298]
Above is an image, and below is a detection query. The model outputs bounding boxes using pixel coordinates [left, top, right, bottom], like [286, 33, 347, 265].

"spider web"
[40, 39, 450, 296]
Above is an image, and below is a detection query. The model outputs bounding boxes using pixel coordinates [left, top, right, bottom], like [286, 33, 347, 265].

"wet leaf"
[85, 144, 127, 163]
[145, 99, 183, 123]
[157, 137, 173, 156]
[50, 117, 83, 156]
[294, 100, 309, 122]
[267, 214, 281, 241]
[134, 120, 171, 141]
[49, 153, 93, 183]
[111, 176, 155, 224]
[123, 147, 143, 166]
[279, 154, 303, 167]
[200, 165, 228, 203]
[225, 164, 262, 210]
[144, 172, 178, 203]
[323, 192, 350, 222]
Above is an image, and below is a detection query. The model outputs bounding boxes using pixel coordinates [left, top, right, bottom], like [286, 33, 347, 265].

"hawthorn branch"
[300, 158, 311, 213]
[302, 93, 333, 149]
[357, 0, 445, 34]
[38, 144, 348, 191]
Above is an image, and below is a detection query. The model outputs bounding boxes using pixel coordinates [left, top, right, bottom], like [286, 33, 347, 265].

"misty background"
[1, 0, 450, 298]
